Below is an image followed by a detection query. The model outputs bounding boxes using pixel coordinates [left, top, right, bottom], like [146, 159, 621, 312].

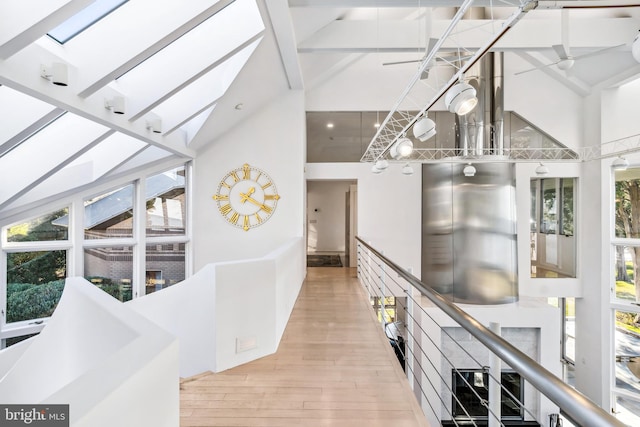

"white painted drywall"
[306, 162, 422, 278]
[601, 78, 640, 142]
[192, 90, 305, 268]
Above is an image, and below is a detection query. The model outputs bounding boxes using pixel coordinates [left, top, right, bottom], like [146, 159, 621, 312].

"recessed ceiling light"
[327, 122, 334, 129]
[235, 103, 243, 110]
[374, 123, 380, 128]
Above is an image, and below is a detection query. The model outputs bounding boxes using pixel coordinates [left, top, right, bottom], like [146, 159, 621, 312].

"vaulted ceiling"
[0, 0, 639, 217]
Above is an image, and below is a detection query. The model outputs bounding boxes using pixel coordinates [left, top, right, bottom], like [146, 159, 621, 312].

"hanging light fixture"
[413, 115, 436, 142]
[371, 163, 383, 174]
[612, 156, 629, 170]
[463, 163, 476, 177]
[402, 163, 414, 176]
[375, 159, 389, 170]
[535, 162, 549, 176]
[390, 137, 414, 160]
[445, 81, 478, 115]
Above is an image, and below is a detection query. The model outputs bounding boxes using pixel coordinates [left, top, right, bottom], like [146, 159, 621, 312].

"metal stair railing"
[356, 236, 626, 427]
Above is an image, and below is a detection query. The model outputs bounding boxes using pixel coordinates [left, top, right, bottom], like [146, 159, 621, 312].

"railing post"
[380, 250, 386, 331]
[489, 322, 502, 427]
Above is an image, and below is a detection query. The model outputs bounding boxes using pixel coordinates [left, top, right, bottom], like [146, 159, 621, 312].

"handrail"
[356, 236, 626, 427]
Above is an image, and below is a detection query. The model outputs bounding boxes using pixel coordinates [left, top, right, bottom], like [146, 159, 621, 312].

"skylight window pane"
[48, 0, 128, 44]
[152, 38, 262, 132]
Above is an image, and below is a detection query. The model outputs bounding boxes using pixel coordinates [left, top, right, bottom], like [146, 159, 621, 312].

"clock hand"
[240, 187, 255, 204]
[239, 192, 272, 213]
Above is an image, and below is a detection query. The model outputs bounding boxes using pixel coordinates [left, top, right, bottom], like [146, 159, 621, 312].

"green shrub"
[7, 280, 65, 323]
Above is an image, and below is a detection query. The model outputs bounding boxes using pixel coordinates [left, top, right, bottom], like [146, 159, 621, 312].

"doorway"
[307, 180, 357, 267]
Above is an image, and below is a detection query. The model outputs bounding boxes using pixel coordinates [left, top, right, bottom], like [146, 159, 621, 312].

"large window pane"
[84, 185, 134, 239]
[614, 246, 639, 302]
[145, 243, 185, 294]
[6, 251, 67, 323]
[6, 208, 69, 242]
[146, 166, 186, 237]
[615, 169, 640, 239]
[84, 247, 133, 302]
[615, 310, 640, 397]
[615, 394, 640, 426]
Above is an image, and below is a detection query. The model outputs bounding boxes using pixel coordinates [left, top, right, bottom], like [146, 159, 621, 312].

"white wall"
[193, 90, 306, 269]
[307, 180, 353, 252]
[601, 78, 640, 142]
[306, 162, 422, 278]
[505, 53, 584, 150]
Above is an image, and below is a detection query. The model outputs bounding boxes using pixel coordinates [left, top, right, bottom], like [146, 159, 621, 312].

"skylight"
[48, 0, 128, 44]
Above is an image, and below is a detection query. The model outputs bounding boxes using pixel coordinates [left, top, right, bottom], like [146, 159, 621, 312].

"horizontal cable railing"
[356, 237, 626, 427]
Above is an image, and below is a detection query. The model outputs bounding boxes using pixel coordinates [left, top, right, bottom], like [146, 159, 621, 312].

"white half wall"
[129, 237, 305, 376]
[193, 90, 306, 268]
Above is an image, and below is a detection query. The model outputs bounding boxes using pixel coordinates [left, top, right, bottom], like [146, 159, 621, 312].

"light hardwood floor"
[180, 267, 428, 427]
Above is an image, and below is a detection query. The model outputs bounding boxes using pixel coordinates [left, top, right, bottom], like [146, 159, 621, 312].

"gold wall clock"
[212, 163, 280, 231]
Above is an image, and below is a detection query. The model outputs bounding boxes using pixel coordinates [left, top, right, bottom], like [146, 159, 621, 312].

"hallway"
[180, 267, 427, 426]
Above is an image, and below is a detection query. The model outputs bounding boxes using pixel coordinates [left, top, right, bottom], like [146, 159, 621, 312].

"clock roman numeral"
[243, 215, 250, 231]
[221, 181, 231, 189]
[230, 212, 240, 224]
[260, 205, 272, 214]
[261, 181, 272, 190]
[254, 212, 262, 224]
[230, 171, 240, 183]
[264, 194, 279, 201]
[220, 204, 232, 215]
[213, 194, 228, 201]
[242, 165, 251, 180]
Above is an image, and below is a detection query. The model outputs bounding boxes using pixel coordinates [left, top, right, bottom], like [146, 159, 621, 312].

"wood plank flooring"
[180, 267, 428, 427]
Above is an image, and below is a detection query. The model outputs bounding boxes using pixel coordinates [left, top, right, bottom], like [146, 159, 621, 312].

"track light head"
[390, 137, 414, 160]
[146, 118, 162, 134]
[413, 116, 436, 142]
[445, 81, 477, 115]
[105, 96, 125, 115]
[40, 62, 68, 86]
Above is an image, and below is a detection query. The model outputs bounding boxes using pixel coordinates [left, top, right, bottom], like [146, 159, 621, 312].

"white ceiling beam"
[0, 44, 194, 158]
[0, 0, 93, 59]
[265, 0, 305, 90]
[297, 17, 638, 53]
[76, 0, 236, 98]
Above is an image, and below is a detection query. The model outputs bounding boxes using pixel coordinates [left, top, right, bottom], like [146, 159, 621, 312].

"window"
[48, 0, 128, 44]
[530, 178, 576, 278]
[84, 247, 133, 302]
[6, 251, 67, 323]
[84, 185, 134, 240]
[6, 208, 68, 242]
[451, 370, 524, 420]
[612, 168, 640, 425]
[145, 166, 186, 237]
[145, 244, 185, 295]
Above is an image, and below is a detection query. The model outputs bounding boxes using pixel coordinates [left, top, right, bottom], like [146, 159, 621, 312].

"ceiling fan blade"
[383, 59, 422, 66]
[572, 43, 626, 61]
[514, 61, 559, 76]
[552, 44, 570, 60]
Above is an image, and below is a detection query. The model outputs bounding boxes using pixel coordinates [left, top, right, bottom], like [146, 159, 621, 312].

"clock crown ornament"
[212, 163, 280, 231]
